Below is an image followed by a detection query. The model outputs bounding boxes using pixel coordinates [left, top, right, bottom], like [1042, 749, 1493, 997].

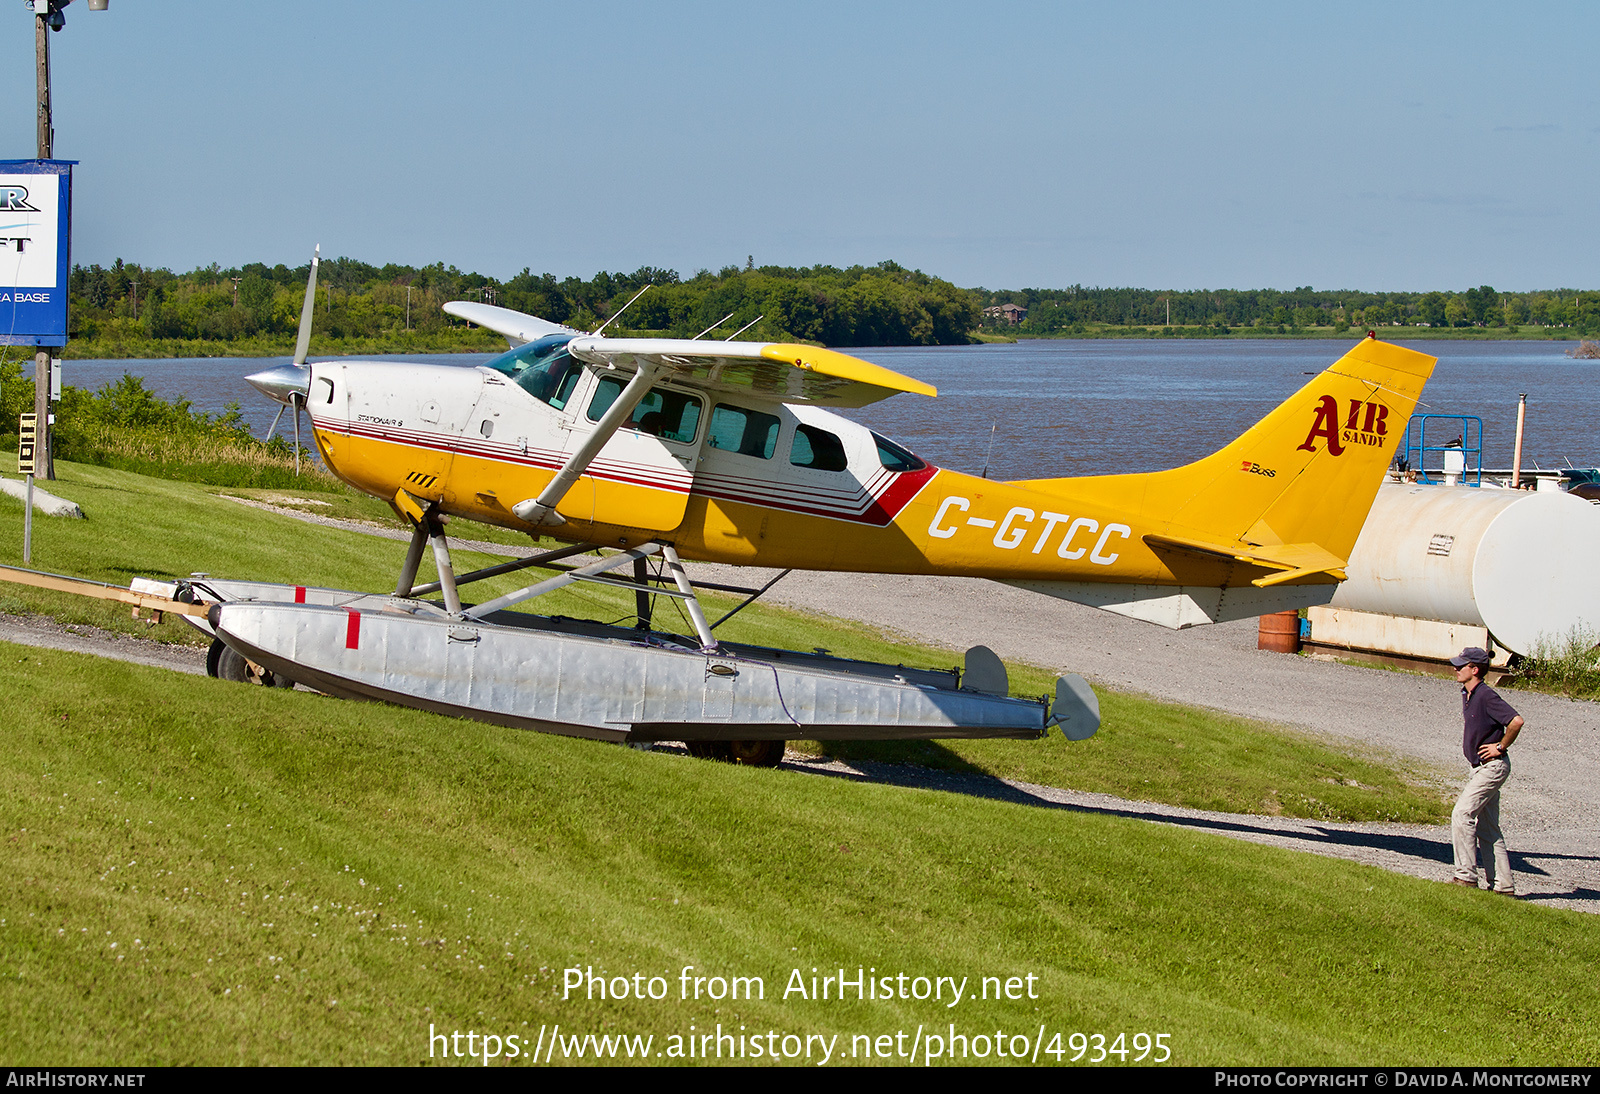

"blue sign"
[0, 159, 74, 347]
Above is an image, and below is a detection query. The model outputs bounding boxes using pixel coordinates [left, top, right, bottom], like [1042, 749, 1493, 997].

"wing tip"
[761, 343, 937, 398]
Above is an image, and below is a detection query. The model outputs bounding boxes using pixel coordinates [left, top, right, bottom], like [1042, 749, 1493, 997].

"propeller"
[292, 390, 303, 476]
[246, 245, 320, 474]
[263, 402, 286, 443]
[291, 244, 320, 368]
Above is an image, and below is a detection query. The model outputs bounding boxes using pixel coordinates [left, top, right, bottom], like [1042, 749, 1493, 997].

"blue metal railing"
[1402, 414, 1483, 486]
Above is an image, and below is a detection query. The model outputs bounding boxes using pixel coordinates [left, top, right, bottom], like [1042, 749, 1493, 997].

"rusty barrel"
[1257, 610, 1302, 654]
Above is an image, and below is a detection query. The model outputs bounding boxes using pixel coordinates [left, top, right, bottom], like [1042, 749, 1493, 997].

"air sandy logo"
[1297, 395, 1389, 456]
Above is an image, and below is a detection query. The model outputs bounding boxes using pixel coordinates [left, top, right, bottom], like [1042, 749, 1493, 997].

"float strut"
[462, 544, 661, 620]
[633, 554, 653, 630]
[395, 519, 429, 597]
[426, 512, 461, 614]
[660, 544, 716, 652]
[409, 541, 596, 597]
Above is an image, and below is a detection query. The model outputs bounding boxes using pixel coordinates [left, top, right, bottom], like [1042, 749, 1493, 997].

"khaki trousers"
[1451, 756, 1512, 892]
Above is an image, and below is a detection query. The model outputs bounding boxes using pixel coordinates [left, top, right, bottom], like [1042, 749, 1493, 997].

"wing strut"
[512, 363, 663, 527]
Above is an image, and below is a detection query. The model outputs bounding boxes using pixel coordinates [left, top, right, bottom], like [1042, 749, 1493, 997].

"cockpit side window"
[515, 351, 584, 410]
[586, 376, 703, 444]
[790, 424, 849, 472]
[872, 431, 926, 472]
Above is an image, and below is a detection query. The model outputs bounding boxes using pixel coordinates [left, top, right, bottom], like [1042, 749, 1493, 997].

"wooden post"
[34, 7, 55, 481]
[33, 351, 53, 481]
[35, 10, 51, 160]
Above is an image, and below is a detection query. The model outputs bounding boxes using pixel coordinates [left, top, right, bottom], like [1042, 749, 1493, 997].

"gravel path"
[0, 612, 207, 675]
[12, 502, 1593, 912]
[778, 752, 1599, 914]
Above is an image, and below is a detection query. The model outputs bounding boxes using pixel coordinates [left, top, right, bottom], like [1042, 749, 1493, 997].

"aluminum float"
[135, 543, 1101, 756]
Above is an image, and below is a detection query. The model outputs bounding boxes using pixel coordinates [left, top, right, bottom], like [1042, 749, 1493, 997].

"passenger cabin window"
[484, 335, 584, 411]
[587, 377, 703, 444]
[790, 424, 849, 472]
[707, 404, 780, 459]
[872, 431, 926, 472]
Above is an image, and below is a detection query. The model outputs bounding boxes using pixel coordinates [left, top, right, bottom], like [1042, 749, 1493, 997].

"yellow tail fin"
[1014, 337, 1436, 570]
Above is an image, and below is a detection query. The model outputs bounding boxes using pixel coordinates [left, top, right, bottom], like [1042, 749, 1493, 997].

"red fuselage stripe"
[313, 415, 940, 526]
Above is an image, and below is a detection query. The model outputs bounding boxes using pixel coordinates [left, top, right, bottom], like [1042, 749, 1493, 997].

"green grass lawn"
[0, 457, 1589, 1067]
[0, 648, 1593, 1066]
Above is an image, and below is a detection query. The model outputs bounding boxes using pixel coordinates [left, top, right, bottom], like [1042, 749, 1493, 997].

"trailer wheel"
[205, 637, 226, 678]
[686, 741, 733, 761]
[214, 643, 295, 689]
[727, 740, 785, 768]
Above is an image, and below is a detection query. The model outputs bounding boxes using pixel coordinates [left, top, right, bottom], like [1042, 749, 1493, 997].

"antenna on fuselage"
[591, 284, 652, 337]
[724, 314, 764, 341]
[692, 312, 735, 340]
[981, 420, 997, 480]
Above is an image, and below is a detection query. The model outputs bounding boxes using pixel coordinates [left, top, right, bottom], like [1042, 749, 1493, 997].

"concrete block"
[0, 476, 85, 519]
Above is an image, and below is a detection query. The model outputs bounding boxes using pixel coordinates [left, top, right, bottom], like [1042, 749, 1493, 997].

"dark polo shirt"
[1462, 682, 1520, 767]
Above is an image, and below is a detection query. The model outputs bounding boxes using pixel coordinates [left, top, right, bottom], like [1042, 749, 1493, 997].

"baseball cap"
[1449, 647, 1491, 667]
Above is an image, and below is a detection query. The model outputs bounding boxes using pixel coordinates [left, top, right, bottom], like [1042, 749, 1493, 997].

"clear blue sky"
[4, 1, 1595, 292]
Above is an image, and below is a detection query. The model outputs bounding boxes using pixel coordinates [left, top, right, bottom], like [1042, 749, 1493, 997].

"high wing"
[444, 300, 582, 347]
[445, 301, 936, 408]
[564, 336, 936, 408]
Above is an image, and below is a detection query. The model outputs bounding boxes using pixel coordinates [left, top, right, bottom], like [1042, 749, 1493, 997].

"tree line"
[981, 285, 1600, 335]
[62, 257, 1600, 350]
[66, 258, 979, 349]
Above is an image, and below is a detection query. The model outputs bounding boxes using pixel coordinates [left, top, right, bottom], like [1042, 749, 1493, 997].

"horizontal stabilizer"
[1143, 534, 1348, 587]
[1047, 674, 1100, 740]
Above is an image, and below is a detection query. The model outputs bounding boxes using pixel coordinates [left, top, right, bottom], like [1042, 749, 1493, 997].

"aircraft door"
[562, 374, 705, 532]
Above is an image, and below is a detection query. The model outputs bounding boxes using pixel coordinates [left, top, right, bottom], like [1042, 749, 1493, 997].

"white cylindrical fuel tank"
[1331, 483, 1600, 655]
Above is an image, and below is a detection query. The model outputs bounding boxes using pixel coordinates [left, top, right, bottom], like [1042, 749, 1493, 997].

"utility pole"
[33, 2, 54, 480]
[406, 285, 411, 330]
[129, 279, 137, 319]
[28, 0, 109, 481]
[231, 276, 242, 306]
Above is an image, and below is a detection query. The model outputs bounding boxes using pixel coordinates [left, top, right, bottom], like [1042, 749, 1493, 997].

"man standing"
[1448, 647, 1524, 894]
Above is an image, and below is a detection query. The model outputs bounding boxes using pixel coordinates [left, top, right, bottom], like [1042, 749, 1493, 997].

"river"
[44, 339, 1596, 481]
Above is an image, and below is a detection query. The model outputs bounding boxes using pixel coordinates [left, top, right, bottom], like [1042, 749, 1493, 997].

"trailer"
[0, 556, 1101, 767]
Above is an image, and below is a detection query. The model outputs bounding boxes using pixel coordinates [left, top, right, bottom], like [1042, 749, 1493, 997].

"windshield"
[483, 333, 575, 375]
[483, 335, 585, 410]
